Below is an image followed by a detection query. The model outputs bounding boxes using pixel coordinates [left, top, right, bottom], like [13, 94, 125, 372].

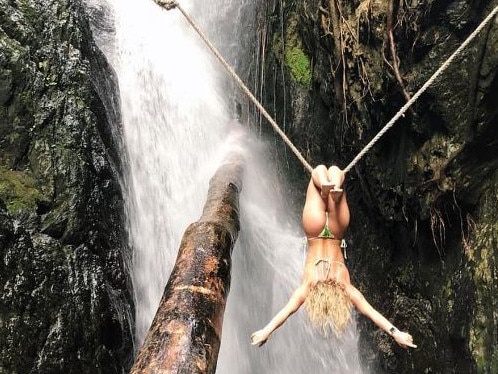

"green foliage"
[475, 350, 498, 374]
[271, 11, 312, 88]
[0, 168, 42, 213]
[285, 46, 312, 88]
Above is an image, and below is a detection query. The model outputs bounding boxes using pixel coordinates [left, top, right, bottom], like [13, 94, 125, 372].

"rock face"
[0, 0, 134, 372]
[258, 0, 498, 372]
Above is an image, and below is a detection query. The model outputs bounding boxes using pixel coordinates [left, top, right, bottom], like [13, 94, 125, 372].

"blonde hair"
[304, 280, 352, 335]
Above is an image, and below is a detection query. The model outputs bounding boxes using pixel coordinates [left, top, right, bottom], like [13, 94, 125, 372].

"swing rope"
[156, 0, 498, 175]
[155, 0, 314, 174]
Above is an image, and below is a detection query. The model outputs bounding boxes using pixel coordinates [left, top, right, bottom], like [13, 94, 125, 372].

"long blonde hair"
[304, 280, 352, 335]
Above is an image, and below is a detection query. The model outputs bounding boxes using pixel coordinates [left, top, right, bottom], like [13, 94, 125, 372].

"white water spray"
[86, 0, 366, 372]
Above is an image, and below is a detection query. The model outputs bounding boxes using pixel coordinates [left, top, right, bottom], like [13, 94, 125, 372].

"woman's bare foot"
[328, 166, 344, 188]
[321, 182, 334, 198]
[330, 189, 343, 203]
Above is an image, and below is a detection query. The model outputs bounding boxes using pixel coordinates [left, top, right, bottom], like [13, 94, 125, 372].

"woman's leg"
[326, 166, 350, 236]
[311, 165, 333, 198]
[327, 165, 344, 191]
[302, 166, 328, 237]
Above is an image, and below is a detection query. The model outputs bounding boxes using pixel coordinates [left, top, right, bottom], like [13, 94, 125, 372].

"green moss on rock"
[285, 46, 311, 87]
[0, 167, 42, 213]
[272, 11, 312, 88]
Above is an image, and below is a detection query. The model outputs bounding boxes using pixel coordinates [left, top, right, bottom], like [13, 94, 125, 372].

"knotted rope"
[156, 0, 498, 175]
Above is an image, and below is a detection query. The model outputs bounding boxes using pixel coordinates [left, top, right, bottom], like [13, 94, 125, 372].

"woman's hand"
[250, 329, 270, 347]
[392, 330, 417, 349]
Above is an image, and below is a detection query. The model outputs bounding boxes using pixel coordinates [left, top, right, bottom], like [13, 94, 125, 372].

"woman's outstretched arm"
[347, 285, 417, 349]
[251, 284, 309, 347]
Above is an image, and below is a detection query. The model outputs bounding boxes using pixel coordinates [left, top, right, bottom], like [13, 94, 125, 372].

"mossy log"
[130, 152, 245, 374]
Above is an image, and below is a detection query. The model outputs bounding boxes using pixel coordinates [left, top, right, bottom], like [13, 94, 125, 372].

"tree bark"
[130, 151, 245, 374]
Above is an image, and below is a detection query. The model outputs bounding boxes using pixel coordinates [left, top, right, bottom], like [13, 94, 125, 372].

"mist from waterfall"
[86, 0, 366, 372]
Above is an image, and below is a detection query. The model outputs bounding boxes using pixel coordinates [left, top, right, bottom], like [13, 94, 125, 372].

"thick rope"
[157, 0, 498, 175]
[343, 4, 498, 173]
[156, 0, 314, 173]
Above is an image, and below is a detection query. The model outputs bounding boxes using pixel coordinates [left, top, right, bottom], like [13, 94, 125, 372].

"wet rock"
[0, 0, 133, 372]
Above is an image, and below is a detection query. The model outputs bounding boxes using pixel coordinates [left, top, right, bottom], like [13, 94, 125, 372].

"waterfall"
[85, 0, 367, 372]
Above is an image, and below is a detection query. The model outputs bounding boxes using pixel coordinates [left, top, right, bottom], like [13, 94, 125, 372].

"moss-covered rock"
[0, 0, 134, 372]
[271, 11, 311, 88]
[0, 167, 44, 213]
[468, 185, 498, 374]
[285, 45, 312, 87]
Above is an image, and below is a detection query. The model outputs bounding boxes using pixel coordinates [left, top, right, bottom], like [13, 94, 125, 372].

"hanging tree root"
[320, 1, 347, 117]
[319, 0, 376, 136]
[386, 0, 412, 101]
[129, 151, 245, 374]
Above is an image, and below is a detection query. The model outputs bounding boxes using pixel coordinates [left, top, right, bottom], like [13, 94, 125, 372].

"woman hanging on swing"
[250, 165, 416, 349]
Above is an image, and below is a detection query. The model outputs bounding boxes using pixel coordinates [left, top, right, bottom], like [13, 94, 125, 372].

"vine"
[386, 0, 412, 102]
[318, 0, 376, 142]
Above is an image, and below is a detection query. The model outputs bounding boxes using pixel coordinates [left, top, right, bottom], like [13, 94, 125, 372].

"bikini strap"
[302, 237, 308, 266]
[307, 237, 342, 244]
[341, 239, 347, 259]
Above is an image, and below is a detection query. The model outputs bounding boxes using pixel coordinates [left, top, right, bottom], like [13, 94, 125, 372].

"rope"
[157, 0, 498, 176]
[155, 0, 314, 173]
[343, 4, 498, 173]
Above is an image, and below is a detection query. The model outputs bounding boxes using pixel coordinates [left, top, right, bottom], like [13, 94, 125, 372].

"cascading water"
[86, 0, 367, 372]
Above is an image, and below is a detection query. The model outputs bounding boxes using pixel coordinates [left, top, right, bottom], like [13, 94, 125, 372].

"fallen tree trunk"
[130, 151, 245, 374]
